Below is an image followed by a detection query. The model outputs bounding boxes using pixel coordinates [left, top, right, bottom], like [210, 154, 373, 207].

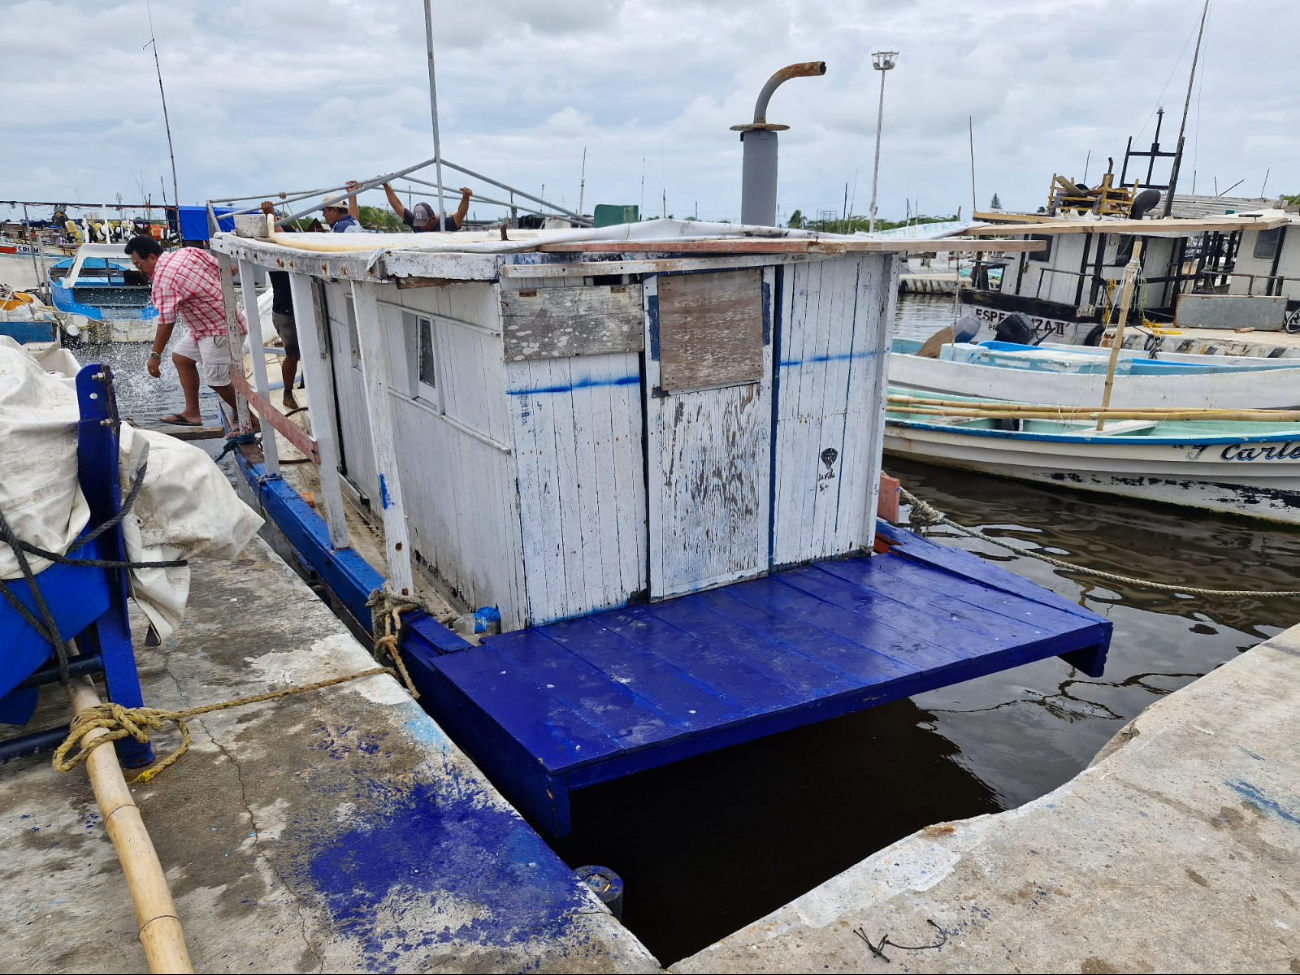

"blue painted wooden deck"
[403, 523, 1111, 837]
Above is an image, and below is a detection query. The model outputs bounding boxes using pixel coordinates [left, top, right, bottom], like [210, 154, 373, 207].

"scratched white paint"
[644, 271, 773, 599]
[772, 255, 893, 566]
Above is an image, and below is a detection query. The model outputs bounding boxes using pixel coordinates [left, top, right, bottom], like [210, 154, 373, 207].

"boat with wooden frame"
[889, 337, 1300, 411]
[883, 387, 1300, 526]
[201, 209, 1110, 838]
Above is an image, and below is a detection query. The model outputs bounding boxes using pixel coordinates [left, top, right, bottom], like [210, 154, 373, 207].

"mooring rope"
[898, 484, 1300, 598]
[366, 586, 422, 699]
[53, 667, 394, 783]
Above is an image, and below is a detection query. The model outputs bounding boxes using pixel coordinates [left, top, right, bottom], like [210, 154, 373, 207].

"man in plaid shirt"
[125, 236, 251, 428]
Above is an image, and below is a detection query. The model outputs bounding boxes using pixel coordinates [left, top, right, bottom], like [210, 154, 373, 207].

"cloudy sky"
[3, 0, 1296, 226]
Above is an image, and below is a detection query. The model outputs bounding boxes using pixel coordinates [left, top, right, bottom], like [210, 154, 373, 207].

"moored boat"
[47, 243, 157, 343]
[890, 336, 1300, 410]
[884, 387, 1300, 524]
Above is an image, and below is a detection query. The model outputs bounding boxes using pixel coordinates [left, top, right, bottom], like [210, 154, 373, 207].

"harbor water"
[86, 293, 1300, 965]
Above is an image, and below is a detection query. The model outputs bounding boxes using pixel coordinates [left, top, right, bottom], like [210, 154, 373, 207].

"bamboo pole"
[67, 676, 193, 973]
[887, 403, 1300, 423]
[886, 394, 1300, 420]
[1098, 238, 1145, 431]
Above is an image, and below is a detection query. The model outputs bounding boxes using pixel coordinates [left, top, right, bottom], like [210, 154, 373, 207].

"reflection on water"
[80, 296, 1300, 965]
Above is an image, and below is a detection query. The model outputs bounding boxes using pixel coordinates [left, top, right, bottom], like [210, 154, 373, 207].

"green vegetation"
[990, 192, 1002, 209]
[359, 205, 407, 232]
[794, 212, 962, 234]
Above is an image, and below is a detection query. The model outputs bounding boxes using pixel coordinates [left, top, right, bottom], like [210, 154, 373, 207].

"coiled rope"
[898, 484, 1300, 598]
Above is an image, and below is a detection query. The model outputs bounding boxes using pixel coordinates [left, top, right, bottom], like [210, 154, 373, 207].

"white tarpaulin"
[0, 337, 263, 638]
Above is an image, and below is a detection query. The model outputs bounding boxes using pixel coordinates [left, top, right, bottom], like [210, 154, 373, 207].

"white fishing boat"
[884, 388, 1300, 525]
[889, 337, 1300, 410]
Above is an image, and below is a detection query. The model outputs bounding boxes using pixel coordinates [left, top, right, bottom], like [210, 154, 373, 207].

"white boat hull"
[889, 350, 1300, 411]
[884, 421, 1300, 525]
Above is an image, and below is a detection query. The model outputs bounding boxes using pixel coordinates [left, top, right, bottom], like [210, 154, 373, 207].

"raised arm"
[453, 186, 473, 226]
[383, 182, 407, 222]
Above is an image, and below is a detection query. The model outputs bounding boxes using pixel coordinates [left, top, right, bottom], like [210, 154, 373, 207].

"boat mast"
[144, 1, 181, 237]
[423, 0, 448, 231]
[1162, 0, 1210, 217]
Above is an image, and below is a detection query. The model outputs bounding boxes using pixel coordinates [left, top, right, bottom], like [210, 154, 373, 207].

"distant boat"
[46, 244, 157, 343]
[890, 338, 1300, 410]
[884, 387, 1300, 525]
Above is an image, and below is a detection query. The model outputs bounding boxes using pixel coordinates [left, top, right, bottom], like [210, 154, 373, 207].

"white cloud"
[2, 0, 1297, 224]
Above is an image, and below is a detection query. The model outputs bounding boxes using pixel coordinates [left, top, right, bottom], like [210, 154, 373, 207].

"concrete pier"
[0, 538, 659, 974]
[672, 629, 1300, 974]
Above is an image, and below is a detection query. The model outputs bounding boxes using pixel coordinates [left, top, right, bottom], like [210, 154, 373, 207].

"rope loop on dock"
[367, 587, 421, 700]
[898, 485, 1300, 598]
[53, 666, 393, 783]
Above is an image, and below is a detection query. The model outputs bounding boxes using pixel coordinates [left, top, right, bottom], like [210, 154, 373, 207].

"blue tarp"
[176, 205, 234, 241]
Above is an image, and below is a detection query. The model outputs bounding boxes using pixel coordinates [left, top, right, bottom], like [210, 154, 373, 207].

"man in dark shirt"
[261, 201, 301, 410]
[382, 182, 472, 232]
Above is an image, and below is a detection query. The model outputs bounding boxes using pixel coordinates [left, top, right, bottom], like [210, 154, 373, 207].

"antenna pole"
[1163, 0, 1210, 216]
[423, 0, 448, 231]
[145, 2, 180, 237]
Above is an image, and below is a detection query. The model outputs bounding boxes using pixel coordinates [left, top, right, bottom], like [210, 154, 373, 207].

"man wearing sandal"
[125, 235, 252, 430]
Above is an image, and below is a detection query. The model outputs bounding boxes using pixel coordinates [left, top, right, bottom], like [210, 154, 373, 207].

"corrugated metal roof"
[1166, 194, 1288, 219]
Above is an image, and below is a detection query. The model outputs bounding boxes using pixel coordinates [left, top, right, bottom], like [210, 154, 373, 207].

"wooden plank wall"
[322, 281, 380, 503]
[380, 282, 529, 631]
[771, 255, 894, 566]
[643, 269, 774, 599]
[504, 276, 647, 627]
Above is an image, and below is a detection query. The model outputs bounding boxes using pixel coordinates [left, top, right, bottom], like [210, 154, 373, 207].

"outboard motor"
[993, 311, 1036, 345]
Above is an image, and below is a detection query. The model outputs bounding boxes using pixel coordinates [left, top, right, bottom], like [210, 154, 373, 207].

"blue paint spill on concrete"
[379, 474, 390, 510]
[298, 775, 589, 969]
[1225, 779, 1300, 825]
[780, 349, 879, 368]
[402, 709, 451, 750]
[1236, 746, 1266, 762]
[507, 374, 639, 396]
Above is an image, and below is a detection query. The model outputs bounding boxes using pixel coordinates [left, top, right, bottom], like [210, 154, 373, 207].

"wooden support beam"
[351, 280, 415, 597]
[535, 236, 1044, 255]
[237, 259, 279, 476]
[289, 273, 351, 550]
[215, 253, 253, 433]
[967, 215, 1289, 236]
[228, 371, 320, 464]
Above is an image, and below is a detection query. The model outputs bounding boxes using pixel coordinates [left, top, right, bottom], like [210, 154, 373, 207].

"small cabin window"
[1027, 234, 1052, 263]
[1253, 228, 1282, 261]
[418, 316, 437, 392]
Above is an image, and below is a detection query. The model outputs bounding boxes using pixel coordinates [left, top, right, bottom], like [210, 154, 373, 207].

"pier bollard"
[574, 865, 625, 920]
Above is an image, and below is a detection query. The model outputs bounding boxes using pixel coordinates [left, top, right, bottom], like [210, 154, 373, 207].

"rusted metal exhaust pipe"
[733, 62, 827, 226]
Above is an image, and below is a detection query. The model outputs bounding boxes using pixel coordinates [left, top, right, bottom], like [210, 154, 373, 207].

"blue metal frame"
[0, 365, 151, 766]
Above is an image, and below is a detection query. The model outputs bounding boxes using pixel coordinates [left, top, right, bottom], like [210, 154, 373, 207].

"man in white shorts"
[125, 235, 251, 429]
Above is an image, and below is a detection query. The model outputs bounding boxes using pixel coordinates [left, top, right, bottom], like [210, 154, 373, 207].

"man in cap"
[323, 180, 363, 233]
[382, 182, 472, 232]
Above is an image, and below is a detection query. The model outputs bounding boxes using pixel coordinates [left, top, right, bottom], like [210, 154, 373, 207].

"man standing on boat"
[126, 235, 251, 429]
[260, 201, 302, 410]
[323, 181, 363, 233]
[381, 182, 472, 232]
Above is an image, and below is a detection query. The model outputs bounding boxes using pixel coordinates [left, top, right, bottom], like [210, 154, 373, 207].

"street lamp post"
[868, 50, 897, 234]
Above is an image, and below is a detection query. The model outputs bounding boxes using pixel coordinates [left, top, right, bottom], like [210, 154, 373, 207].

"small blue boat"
[47, 244, 157, 342]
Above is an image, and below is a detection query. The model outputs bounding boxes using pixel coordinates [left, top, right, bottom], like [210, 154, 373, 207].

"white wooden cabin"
[211, 222, 1035, 633]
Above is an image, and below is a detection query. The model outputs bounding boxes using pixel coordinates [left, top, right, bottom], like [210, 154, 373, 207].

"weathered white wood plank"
[645, 271, 772, 598]
[287, 273, 350, 549]
[237, 258, 280, 475]
[351, 280, 414, 596]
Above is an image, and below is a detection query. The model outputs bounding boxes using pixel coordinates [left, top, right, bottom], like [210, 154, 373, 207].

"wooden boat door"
[643, 268, 774, 599]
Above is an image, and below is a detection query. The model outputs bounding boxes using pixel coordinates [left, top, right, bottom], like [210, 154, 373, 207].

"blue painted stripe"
[506, 374, 639, 396]
[780, 350, 879, 368]
[379, 473, 390, 510]
[886, 416, 1300, 447]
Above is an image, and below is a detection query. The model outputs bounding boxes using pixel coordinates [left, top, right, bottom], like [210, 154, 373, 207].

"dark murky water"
[93, 296, 1300, 964]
